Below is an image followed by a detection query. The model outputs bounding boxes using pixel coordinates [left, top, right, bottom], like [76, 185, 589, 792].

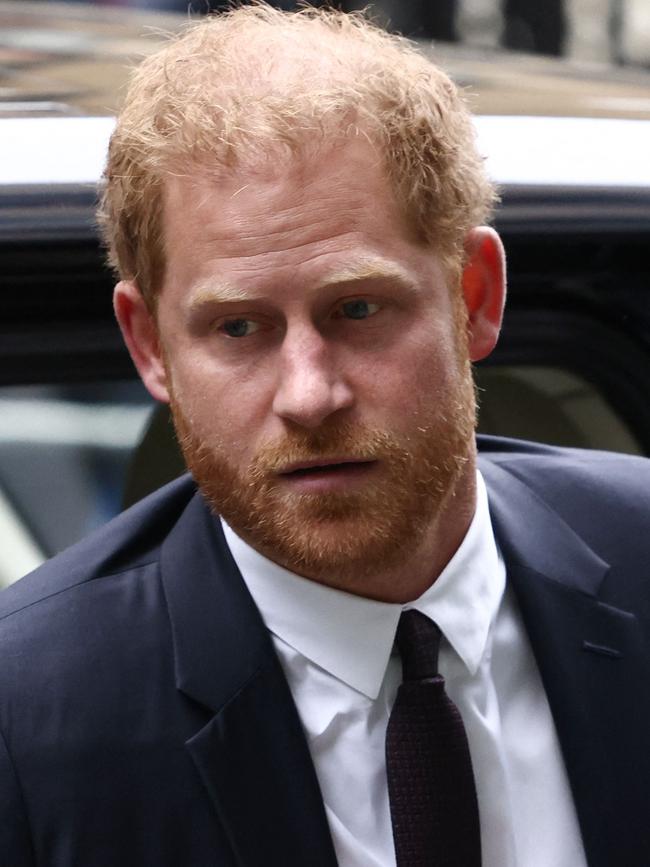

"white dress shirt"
[222, 472, 588, 867]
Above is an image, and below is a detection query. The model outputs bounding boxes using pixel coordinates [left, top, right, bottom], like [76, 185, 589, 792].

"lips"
[278, 458, 375, 477]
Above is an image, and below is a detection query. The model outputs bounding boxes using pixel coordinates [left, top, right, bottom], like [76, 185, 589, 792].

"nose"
[272, 324, 354, 429]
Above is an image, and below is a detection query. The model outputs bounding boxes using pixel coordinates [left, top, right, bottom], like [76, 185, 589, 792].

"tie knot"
[395, 610, 441, 681]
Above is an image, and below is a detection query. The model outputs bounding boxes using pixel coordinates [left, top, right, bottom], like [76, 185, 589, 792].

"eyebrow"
[187, 280, 255, 312]
[319, 258, 415, 290]
[186, 257, 416, 313]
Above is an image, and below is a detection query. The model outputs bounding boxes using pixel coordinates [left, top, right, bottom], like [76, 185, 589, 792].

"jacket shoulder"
[478, 435, 650, 543]
[478, 434, 650, 491]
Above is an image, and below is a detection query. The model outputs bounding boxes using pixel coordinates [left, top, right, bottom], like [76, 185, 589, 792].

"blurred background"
[2, 0, 650, 588]
[23, 0, 650, 66]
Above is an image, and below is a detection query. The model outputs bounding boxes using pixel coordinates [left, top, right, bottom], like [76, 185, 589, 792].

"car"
[1, 2, 649, 587]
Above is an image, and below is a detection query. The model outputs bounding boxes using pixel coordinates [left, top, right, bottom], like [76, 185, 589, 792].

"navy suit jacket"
[1, 437, 649, 867]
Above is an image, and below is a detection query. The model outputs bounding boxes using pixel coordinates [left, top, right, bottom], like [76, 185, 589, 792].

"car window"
[476, 364, 643, 454]
[0, 380, 154, 588]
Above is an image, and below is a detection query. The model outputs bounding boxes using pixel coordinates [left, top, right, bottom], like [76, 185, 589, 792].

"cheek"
[170, 356, 276, 457]
[385, 329, 462, 397]
[396, 346, 470, 433]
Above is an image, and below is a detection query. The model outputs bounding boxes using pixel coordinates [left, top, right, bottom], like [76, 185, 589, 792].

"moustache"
[248, 423, 410, 476]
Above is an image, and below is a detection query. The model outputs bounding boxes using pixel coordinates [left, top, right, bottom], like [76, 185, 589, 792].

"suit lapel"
[160, 494, 338, 867]
[155, 458, 649, 865]
[481, 458, 650, 867]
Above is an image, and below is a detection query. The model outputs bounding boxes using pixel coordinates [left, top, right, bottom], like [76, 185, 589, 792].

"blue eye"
[340, 299, 380, 320]
[221, 319, 259, 338]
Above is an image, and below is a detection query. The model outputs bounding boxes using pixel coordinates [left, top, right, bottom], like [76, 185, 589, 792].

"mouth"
[277, 458, 378, 493]
[277, 458, 376, 478]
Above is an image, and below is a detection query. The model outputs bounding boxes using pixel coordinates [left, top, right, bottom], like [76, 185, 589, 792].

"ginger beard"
[167, 320, 477, 586]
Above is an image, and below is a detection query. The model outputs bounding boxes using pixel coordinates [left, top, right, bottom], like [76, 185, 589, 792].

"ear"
[461, 227, 506, 362]
[113, 281, 170, 403]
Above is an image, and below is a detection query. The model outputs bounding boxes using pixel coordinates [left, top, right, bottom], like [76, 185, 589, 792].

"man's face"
[153, 139, 477, 589]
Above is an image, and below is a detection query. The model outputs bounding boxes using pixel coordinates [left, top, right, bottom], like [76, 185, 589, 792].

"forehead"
[160, 136, 418, 283]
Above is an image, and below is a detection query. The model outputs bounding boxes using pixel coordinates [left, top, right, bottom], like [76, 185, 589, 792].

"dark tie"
[385, 609, 482, 867]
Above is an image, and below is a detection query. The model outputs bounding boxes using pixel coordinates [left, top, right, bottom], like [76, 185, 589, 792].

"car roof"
[4, 113, 650, 189]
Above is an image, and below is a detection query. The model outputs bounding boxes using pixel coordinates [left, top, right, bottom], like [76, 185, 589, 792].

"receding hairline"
[100, 3, 497, 307]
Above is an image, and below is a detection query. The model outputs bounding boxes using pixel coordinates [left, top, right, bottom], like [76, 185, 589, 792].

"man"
[1, 5, 648, 866]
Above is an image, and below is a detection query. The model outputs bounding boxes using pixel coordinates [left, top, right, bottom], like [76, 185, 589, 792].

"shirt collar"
[221, 470, 504, 699]
[407, 470, 505, 677]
